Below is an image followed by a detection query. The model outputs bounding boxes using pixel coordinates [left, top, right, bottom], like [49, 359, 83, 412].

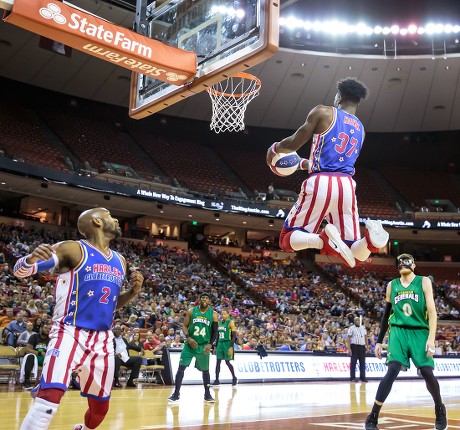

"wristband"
[14, 253, 59, 278]
[299, 158, 311, 171]
[269, 142, 279, 155]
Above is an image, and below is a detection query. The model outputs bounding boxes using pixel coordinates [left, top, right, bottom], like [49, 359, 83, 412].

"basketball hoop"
[207, 72, 262, 133]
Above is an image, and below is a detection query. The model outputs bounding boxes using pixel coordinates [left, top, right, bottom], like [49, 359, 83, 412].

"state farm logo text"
[39, 2, 152, 58]
[35, 2, 189, 81]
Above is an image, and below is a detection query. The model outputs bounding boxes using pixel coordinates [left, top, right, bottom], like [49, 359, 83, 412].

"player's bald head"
[77, 207, 109, 238]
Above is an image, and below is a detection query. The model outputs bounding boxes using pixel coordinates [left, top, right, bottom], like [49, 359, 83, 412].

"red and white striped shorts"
[40, 324, 114, 400]
[285, 173, 361, 242]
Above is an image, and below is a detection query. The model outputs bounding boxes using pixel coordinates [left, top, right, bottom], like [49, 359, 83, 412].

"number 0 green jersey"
[389, 275, 429, 329]
[189, 306, 214, 345]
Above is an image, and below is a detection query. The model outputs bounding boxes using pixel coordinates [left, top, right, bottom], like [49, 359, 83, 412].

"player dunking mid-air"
[213, 309, 238, 386]
[266, 78, 389, 268]
[169, 293, 219, 403]
[14, 208, 144, 430]
[364, 254, 447, 430]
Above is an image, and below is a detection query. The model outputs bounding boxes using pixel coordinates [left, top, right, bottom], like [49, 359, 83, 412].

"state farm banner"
[3, 0, 196, 84]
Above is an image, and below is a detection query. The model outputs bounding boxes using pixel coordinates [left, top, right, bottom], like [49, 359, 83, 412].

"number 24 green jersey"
[189, 306, 214, 345]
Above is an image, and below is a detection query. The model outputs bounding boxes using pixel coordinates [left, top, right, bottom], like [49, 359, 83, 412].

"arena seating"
[0, 221, 458, 359]
[353, 169, 403, 218]
[381, 167, 460, 209]
[131, 133, 238, 195]
[0, 100, 69, 171]
[214, 142, 306, 196]
[316, 261, 396, 280]
[39, 109, 155, 178]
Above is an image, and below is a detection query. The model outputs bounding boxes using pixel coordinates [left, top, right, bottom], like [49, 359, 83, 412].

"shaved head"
[77, 208, 121, 239]
[77, 208, 108, 237]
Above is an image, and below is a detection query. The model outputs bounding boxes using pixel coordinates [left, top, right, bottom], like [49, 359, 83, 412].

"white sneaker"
[320, 224, 355, 268]
[72, 425, 84, 430]
[365, 220, 389, 250]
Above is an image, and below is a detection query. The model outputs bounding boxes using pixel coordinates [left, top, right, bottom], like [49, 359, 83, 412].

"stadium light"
[210, 5, 245, 19]
[279, 18, 460, 37]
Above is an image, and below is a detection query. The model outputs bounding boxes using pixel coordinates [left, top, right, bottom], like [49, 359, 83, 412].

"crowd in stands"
[1, 222, 459, 369]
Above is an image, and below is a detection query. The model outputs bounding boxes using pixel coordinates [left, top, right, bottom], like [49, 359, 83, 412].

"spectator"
[32, 316, 43, 334]
[5, 310, 26, 346]
[26, 299, 39, 315]
[126, 314, 140, 329]
[243, 338, 258, 351]
[143, 332, 160, 351]
[113, 325, 143, 388]
[170, 335, 183, 348]
[165, 328, 175, 342]
[278, 338, 293, 351]
[128, 331, 144, 353]
[20, 323, 51, 389]
[17, 321, 36, 346]
[0, 308, 14, 328]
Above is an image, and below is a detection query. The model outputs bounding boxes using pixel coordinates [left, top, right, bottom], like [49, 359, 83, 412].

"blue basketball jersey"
[54, 240, 126, 331]
[309, 107, 365, 175]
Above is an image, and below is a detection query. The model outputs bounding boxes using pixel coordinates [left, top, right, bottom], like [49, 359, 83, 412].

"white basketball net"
[207, 72, 261, 133]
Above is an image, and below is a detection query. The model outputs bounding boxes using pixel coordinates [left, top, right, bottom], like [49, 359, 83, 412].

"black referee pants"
[350, 344, 366, 381]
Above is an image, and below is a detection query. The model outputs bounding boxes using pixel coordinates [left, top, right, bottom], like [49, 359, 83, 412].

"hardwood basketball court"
[4, 378, 460, 429]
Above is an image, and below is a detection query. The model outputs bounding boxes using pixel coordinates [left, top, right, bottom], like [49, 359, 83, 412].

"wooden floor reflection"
[4, 379, 460, 429]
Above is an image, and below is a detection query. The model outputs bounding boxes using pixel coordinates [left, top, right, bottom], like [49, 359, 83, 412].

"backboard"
[129, 0, 279, 119]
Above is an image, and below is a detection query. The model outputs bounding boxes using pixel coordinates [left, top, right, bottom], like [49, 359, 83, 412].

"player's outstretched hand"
[130, 271, 144, 294]
[375, 343, 383, 359]
[27, 244, 55, 264]
[426, 340, 436, 357]
[266, 142, 279, 166]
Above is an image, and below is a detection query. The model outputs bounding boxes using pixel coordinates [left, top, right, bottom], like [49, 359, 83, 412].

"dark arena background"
[0, 0, 460, 429]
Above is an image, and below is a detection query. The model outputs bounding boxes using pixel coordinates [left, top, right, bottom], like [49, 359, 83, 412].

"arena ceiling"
[1, 0, 460, 133]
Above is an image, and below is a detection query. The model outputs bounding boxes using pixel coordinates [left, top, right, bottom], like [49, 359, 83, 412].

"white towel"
[19, 354, 38, 383]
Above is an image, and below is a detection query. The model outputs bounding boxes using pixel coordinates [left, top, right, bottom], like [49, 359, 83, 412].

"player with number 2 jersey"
[15, 208, 144, 430]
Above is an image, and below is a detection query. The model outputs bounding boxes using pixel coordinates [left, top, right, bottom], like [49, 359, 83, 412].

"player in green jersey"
[213, 309, 238, 386]
[364, 254, 447, 430]
[168, 293, 219, 403]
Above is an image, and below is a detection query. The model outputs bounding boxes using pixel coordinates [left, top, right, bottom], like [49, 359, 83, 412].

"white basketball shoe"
[320, 224, 355, 268]
[365, 220, 389, 252]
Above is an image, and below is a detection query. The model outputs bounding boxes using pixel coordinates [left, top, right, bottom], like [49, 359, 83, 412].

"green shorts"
[179, 342, 210, 371]
[387, 326, 434, 369]
[216, 341, 234, 361]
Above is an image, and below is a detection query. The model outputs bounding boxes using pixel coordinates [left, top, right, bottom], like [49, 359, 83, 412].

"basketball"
[269, 152, 300, 177]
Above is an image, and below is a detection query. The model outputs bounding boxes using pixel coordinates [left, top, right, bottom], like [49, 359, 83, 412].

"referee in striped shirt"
[347, 316, 368, 382]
